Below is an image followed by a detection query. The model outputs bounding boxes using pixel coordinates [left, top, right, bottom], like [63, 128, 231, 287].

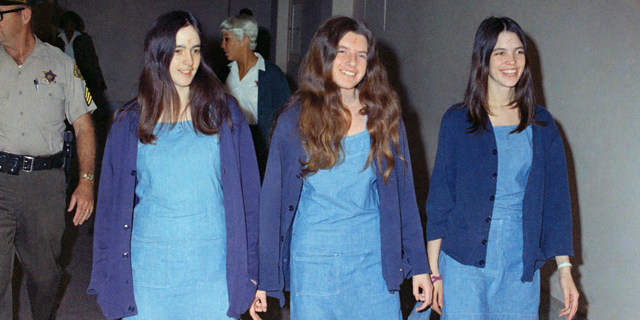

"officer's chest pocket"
[36, 83, 66, 122]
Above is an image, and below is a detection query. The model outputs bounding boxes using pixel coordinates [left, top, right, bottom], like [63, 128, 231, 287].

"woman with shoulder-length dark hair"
[251, 16, 431, 320]
[87, 11, 260, 320]
[420, 16, 579, 319]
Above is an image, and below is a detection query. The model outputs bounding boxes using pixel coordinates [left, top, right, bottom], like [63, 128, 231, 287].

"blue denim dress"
[440, 125, 538, 320]
[129, 122, 232, 319]
[290, 130, 402, 320]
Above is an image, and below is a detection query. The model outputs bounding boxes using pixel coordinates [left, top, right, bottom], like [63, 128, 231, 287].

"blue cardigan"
[258, 104, 430, 304]
[426, 104, 573, 282]
[87, 97, 260, 319]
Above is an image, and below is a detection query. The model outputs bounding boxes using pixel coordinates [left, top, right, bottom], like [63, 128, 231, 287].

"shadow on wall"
[377, 39, 432, 320]
[526, 34, 588, 319]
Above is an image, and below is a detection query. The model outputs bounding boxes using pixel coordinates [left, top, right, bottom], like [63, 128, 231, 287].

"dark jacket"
[87, 97, 260, 319]
[258, 104, 430, 305]
[54, 32, 107, 95]
[426, 104, 573, 282]
[253, 61, 291, 179]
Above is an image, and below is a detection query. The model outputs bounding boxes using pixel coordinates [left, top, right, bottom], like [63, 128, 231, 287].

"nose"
[505, 53, 516, 65]
[347, 53, 357, 67]
[183, 52, 193, 66]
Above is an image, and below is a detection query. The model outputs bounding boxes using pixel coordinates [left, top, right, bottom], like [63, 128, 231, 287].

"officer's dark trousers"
[0, 168, 66, 320]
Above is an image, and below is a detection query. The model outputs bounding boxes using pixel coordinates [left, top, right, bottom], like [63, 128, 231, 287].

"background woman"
[423, 16, 579, 319]
[220, 14, 290, 180]
[54, 10, 107, 109]
[87, 11, 260, 320]
[251, 16, 431, 320]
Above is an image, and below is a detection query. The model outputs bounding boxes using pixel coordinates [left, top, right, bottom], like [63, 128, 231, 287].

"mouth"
[340, 69, 356, 77]
[178, 69, 193, 76]
[501, 69, 518, 76]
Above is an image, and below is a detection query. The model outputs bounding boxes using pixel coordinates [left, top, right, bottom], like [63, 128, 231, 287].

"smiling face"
[169, 25, 201, 97]
[220, 31, 245, 61]
[331, 31, 368, 97]
[487, 31, 526, 93]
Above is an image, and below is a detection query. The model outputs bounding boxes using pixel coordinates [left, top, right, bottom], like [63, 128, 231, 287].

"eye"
[358, 53, 367, 59]
[516, 49, 525, 55]
[193, 48, 201, 54]
[175, 49, 183, 54]
[337, 49, 346, 55]
[493, 51, 503, 56]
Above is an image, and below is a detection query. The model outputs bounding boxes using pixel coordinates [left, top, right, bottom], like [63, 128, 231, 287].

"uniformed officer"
[0, 0, 97, 319]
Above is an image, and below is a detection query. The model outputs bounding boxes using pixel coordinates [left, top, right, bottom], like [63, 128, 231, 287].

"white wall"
[354, 0, 640, 318]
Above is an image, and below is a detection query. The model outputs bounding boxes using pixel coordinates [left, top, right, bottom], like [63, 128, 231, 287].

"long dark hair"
[294, 16, 403, 183]
[134, 10, 230, 143]
[462, 16, 543, 134]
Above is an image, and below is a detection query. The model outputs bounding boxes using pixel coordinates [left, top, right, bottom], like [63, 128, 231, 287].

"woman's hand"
[249, 290, 268, 320]
[430, 274, 443, 315]
[412, 273, 433, 311]
[558, 266, 579, 320]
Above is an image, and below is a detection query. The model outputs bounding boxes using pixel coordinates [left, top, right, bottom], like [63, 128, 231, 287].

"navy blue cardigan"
[87, 97, 260, 319]
[426, 104, 573, 282]
[258, 104, 430, 304]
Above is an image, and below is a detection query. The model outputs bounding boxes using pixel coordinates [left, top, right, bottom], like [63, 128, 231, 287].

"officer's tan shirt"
[0, 37, 97, 156]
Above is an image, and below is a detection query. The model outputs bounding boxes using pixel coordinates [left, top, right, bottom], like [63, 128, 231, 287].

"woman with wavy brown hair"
[250, 16, 431, 320]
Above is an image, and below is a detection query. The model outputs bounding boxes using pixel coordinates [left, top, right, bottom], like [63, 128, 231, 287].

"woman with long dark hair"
[251, 16, 432, 320]
[422, 16, 579, 319]
[88, 11, 260, 320]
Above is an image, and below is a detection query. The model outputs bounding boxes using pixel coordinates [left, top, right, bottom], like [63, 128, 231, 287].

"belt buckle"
[22, 156, 34, 172]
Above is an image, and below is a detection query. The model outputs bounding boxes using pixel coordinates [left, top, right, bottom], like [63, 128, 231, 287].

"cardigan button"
[280, 236, 285, 242]
[482, 239, 488, 245]
[479, 260, 485, 266]
[124, 225, 130, 231]
[128, 305, 135, 312]
[492, 173, 497, 179]
[489, 195, 495, 201]
[485, 217, 491, 223]
[130, 170, 137, 176]
[295, 173, 302, 179]
[288, 205, 294, 211]
[492, 149, 497, 155]
[123, 252, 129, 259]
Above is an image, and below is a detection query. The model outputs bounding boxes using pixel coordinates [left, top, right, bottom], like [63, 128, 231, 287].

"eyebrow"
[175, 44, 201, 48]
[338, 45, 368, 54]
[492, 46, 524, 51]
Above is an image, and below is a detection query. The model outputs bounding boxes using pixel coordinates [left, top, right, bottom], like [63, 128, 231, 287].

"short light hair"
[220, 14, 258, 50]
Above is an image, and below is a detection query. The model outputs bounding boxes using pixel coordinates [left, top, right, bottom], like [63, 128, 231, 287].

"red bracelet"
[431, 275, 443, 283]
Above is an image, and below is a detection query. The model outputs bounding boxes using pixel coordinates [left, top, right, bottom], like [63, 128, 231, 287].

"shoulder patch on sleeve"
[85, 87, 93, 106]
[73, 64, 84, 80]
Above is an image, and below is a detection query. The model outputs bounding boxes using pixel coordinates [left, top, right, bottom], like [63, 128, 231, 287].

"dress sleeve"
[426, 112, 457, 241]
[87, 116, 119, 295]
[541, 119, 574, 258]
[397, 121, 431, 277]
[235, 105, 262, 281]
[257, 114, 286, 302]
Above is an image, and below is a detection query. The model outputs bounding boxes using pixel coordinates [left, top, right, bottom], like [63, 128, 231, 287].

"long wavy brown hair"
[134, 10, 230, 144]
[294, 16, 403, 183]
[462, 16, 545, 134]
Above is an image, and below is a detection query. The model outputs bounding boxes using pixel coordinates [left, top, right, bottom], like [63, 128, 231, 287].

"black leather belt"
[0, 151, 64, 175]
